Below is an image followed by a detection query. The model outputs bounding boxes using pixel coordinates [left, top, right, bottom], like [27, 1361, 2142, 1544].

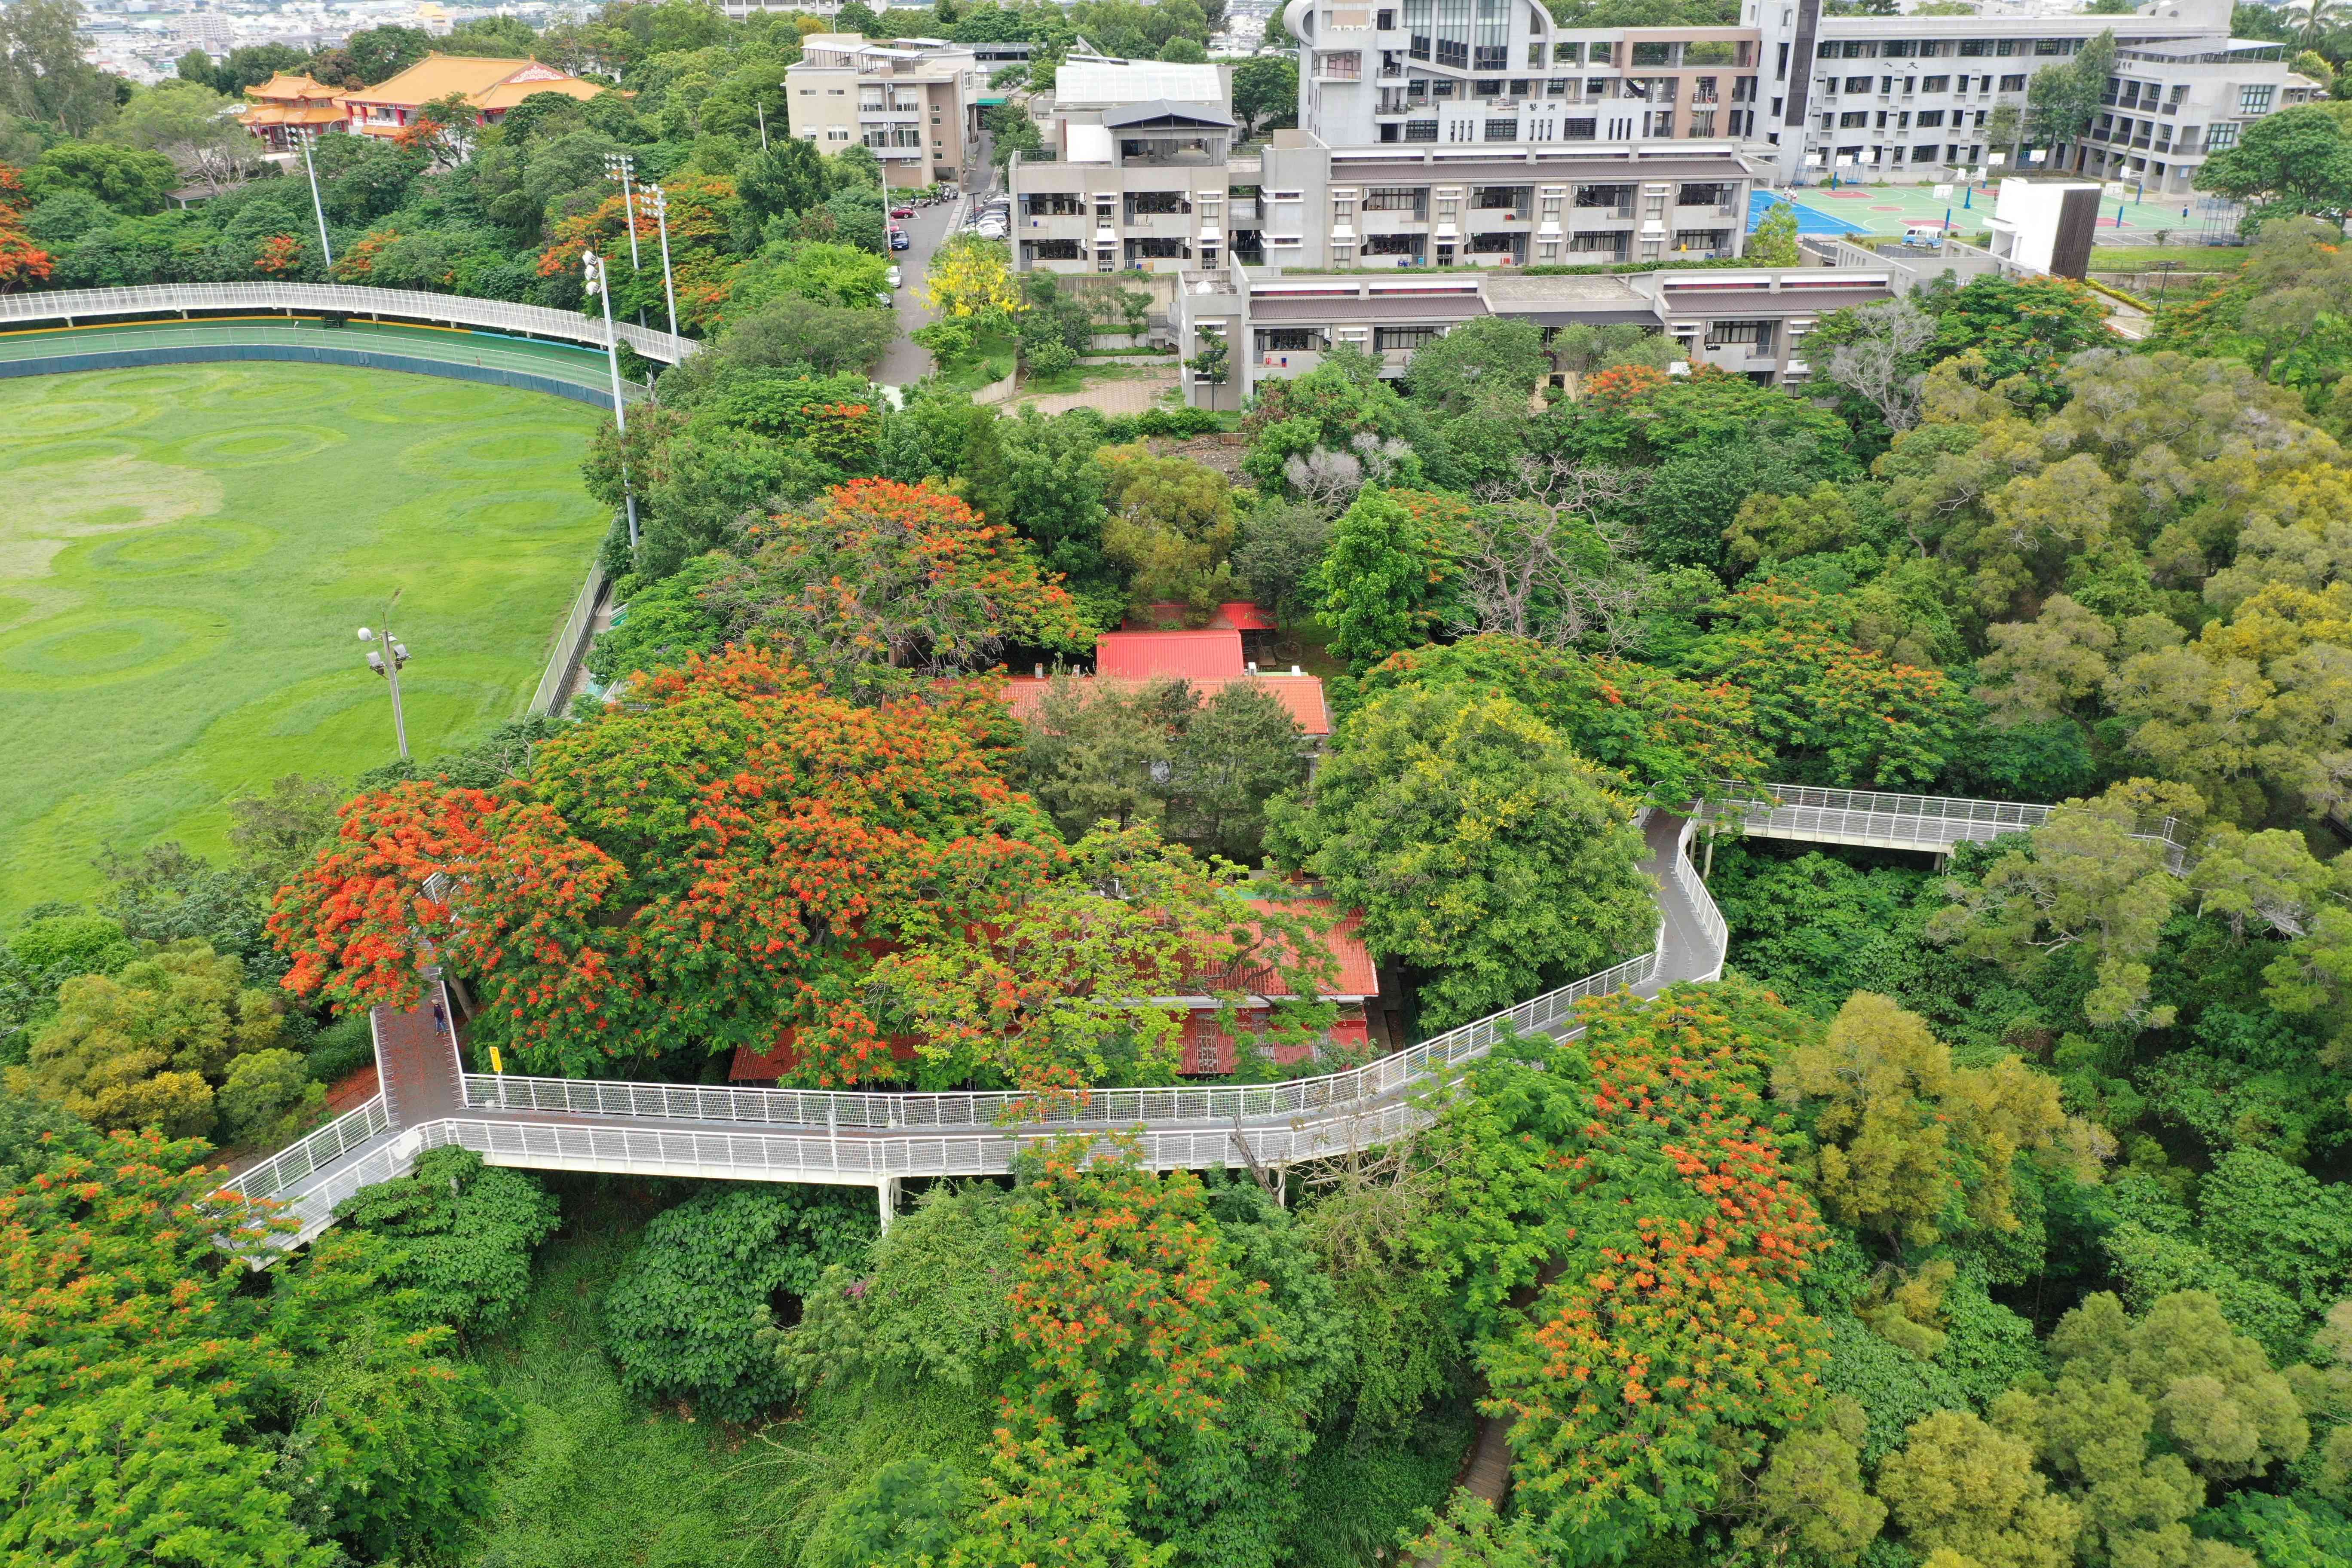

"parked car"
[975, 221, 1007, 239]
[889, 226, 911, 251]
[890, 204, 916, 219]
[885, 264, 902, 288]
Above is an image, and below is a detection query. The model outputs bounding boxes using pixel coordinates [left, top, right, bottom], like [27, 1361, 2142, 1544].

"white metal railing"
[525, 560, 606, 716]
[215, 1095, 391, 1204]
[246, 1127, 424, 1254]
[428, 1095, 1450, 1181]
[227, 781, 2162, 1233]
[1661, 822, 1730, 983]
[1696, 781, 2191, 868]
[456, 948, 1659, 1135]
[0, 283, 700, 364]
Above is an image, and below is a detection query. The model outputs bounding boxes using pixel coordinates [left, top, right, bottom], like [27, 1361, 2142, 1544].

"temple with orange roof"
[337, 54, 612, 138]
[237, 74, 351, 150]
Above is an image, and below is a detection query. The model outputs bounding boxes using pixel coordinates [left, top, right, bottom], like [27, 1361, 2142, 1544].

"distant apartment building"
[1007, 52, 1758, 274]
[1283, 0, 1765, 151]
[1746, 0, 2319, 190]
[1250, 134, 1758, 268]
[1005, 55, 1238, 274]
[784, 34, 978, 189]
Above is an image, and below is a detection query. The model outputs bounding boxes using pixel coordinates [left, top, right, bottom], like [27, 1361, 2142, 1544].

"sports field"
[1751, 182, 2238, 247]
[0, 361, 608, 915]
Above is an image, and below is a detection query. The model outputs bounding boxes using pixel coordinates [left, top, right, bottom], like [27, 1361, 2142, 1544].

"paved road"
[876, 149, 1000, 392]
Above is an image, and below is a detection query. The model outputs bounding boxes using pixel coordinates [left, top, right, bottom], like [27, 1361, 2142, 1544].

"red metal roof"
[1001, 672, 1329, 736]
[1095, 629, 1248, 680]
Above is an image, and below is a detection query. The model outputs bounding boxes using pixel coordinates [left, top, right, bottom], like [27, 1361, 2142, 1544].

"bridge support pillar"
[877, 1175, 901, 1232]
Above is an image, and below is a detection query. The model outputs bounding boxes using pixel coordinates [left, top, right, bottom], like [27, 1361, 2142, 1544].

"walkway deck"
[228, 812, 1719, 1247]
[230, 782, 2156, 1249]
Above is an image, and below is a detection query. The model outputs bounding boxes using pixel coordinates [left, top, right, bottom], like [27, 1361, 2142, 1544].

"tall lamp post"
[643, 184, 678, 338]
[602, 151, 641, 261]
[357, 597, 411, 760]
[289, 126, 334, 271]
[583, 249, 640, 553]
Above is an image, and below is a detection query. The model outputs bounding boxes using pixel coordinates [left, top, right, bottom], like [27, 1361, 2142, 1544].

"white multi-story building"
[1287, 0, 1766, 151]
[1746, 0, 2320, 190]
[784, 34, 980, 189]
[1008, 55, 1240, 274]
[1007, 46, 1763, 275]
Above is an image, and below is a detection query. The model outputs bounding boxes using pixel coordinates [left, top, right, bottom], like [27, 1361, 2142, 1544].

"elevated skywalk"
[222, 787, 2113, 1245]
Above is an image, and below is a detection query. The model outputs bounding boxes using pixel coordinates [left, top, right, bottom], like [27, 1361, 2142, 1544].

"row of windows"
[1831, 107, 1981, 129]
[1816, 36, 2081, 58]
[1832, 72, 2024, 95]
[1379, 109, 1750, 141]
[1384, 74, 1757, 101]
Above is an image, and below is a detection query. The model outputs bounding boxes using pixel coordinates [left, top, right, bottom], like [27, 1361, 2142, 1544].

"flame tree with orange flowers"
[269, 645, 1330, 1089]
[1418, 983, 1836, 1564]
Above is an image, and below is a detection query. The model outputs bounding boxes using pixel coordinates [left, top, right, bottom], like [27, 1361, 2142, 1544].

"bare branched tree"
[1283, 431, 1415, 516]
[1454, 455, 1653, 650]
[1824, 296, 1936, 434]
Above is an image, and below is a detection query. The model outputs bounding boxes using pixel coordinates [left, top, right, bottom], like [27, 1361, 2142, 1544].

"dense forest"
[11, 2, 2352, 1565]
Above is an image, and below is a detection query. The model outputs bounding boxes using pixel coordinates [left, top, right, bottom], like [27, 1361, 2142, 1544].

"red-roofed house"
[1167, 900, 1379, 1073]
[1001, 621, 1332, 736]
[1094, 629, 1248, 681]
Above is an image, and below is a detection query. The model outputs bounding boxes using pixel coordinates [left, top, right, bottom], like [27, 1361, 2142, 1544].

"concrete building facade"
[1284, 0, 1767, 152]
[1007, 56, 1240, 276]
[1167, 230, 2033, 409]
[1008, 53, 1761, 276]
[784, 34, 978, 188]
[1745, 0, 2318, 190]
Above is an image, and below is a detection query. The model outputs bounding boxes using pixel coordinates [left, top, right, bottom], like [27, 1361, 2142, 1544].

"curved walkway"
[219, 781, 2162, 1251]
[0, 317, 651, 406]
[0, 282, 698, 364]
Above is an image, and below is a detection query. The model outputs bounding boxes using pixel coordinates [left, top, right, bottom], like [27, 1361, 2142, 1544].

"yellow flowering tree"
[922, 234, 1023, 320]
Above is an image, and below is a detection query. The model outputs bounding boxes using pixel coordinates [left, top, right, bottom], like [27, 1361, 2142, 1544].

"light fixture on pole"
[644, 184, 678, 338]
[290, 126, 334, 270]
[357, 596, 412, 760]
[601, 150, 641, 271]
[582, 249, 640, 554]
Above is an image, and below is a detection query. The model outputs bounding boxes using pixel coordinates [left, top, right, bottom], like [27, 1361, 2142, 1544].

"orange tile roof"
[241, 102, 344, 126]
[1096, 628, 1248, 680]
[247, 72, 344, 104]
[475, 75, 607, 109]
[341, 53, 609, 112]
[1001, 672, 1330, 736]
[342, 52, 536, 105]
[1179, 899, 1379, 999]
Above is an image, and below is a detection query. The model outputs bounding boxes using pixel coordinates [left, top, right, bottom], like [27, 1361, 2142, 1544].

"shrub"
[336, 1145, 560, 1337]
[215, 1048, 320, 1146]
[1021, 338, 1075, 377]
[602, 1185, 878, 1421]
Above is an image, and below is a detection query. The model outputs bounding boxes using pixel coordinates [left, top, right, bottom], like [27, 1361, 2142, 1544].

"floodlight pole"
[357, 599, 411, 760]
[584, 250, 640, 553]
[292, 127, 334, 270]
[603, 150, 641, 270]
[646, 184, 678, 338]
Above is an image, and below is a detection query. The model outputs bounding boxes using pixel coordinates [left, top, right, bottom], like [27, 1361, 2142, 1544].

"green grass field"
[0, 362, 608, 916]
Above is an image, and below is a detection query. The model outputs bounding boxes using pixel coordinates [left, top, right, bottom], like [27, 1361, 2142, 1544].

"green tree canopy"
[1267, 680, 1655, 1027]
